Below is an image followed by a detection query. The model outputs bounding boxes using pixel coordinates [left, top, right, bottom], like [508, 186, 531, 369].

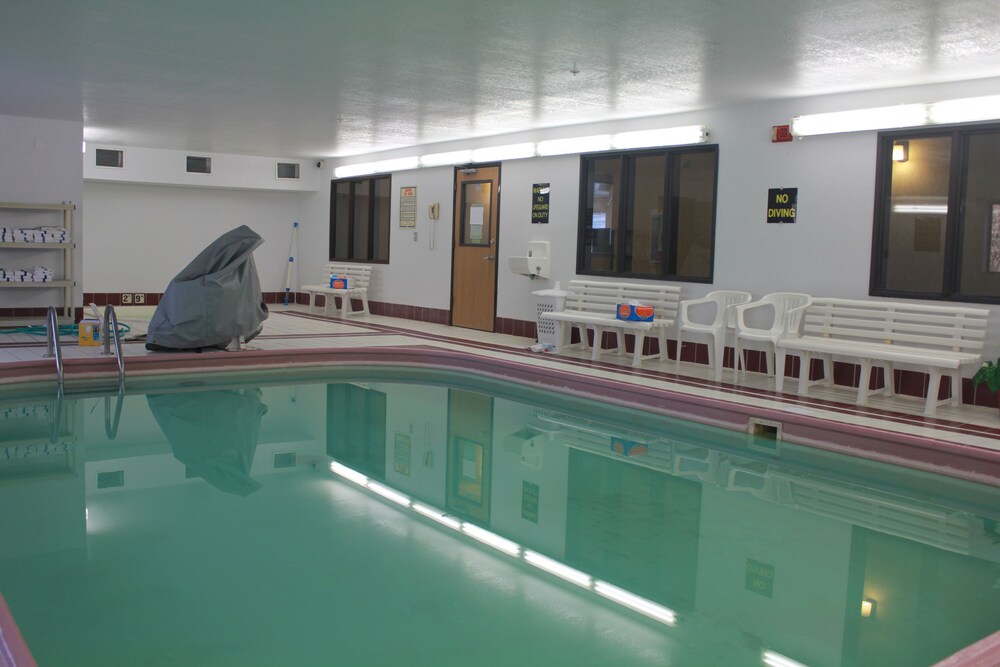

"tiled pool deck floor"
[2, 305, 999, 466]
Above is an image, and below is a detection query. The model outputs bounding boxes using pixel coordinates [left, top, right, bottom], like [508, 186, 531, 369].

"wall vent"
[273, 452, 297, 469]
[97, 470, 125, 488]
[186, 155, 212, 174]
[276, 162, 300, 180]
[95, 148, 124, 168]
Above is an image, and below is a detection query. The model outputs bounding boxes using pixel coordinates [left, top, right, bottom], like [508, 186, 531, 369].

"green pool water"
[0, 367, 998, 667]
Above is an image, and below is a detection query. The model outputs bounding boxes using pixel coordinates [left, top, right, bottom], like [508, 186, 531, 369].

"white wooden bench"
[538, 279, 681, 367]
[774, 297, 989, 416]
[300, 263, 372, 317]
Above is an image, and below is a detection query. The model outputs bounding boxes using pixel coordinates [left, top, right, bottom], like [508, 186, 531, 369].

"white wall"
[82, 182, 317, 293]
[0, 114, 84, 308]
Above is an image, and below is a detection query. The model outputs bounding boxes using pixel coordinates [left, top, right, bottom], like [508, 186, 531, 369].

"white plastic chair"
[676, 290, 752, 381]
[733, 292, 812, 380]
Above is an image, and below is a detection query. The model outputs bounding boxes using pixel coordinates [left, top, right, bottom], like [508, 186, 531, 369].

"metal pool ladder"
[43, 306, 64, 390]
[101, 305, 126, 391]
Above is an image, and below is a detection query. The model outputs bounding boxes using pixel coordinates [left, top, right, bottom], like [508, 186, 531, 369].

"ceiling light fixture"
[334, 156, 420, 178]
[536, 134, 612, 157]
[929, 94, 1000, 124]
[791, 104, 928, 136]
[419, 149, 474, 167]
[470, 143, 537, 163]
[611, 125, 706, 149]
[791, 93, 1000, 137]
[334, 124, 709, 177]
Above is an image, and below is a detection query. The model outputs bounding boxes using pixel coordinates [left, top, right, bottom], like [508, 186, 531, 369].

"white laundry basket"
[532, 284, 568, 346]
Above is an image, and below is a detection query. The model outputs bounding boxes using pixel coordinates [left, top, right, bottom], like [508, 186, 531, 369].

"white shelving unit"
[0, 201, 76, 322]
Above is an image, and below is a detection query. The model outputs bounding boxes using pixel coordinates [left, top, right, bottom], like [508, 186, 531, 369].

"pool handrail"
[101, 304, 125, 391]
[42, 305, 64, 389]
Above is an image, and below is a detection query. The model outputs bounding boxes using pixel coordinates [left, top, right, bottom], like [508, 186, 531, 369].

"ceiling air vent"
[186, 155, 212, 174]
[276, 162, 300, 180]
[95, 148, 124, 168]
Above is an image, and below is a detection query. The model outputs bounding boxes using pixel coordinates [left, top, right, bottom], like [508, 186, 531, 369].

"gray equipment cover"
[145, 225, 269, 351]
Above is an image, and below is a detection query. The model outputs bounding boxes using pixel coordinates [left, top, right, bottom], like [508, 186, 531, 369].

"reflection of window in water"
[991, 204, 1000, 273]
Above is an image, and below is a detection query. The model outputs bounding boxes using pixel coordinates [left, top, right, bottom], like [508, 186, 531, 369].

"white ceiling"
[4, 0, 1000, 160]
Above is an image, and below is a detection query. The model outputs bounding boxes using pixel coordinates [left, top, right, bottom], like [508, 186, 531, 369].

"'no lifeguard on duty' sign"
[767, 188, 797, 224]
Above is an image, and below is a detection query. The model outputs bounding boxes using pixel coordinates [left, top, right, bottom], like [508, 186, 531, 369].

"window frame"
[870, 122, 1000, 304]
[575, 145, 719, 283]
[329, 175, 391, 264]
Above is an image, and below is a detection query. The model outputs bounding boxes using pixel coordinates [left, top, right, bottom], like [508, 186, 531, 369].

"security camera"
[316, 160, 325, 169]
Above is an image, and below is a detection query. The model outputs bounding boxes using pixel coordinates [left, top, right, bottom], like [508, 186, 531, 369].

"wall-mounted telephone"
[428, 202, 440, 220]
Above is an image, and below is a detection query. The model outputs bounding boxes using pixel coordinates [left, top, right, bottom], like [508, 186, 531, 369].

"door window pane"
[882, 136, 951, 293]
[461, 181, 491, 246]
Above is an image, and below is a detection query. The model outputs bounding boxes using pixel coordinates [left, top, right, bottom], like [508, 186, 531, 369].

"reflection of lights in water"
[762, 650, 809, 667]
[328, 460, 679, 627]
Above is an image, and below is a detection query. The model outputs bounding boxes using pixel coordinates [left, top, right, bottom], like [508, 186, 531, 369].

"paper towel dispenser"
[508, 241, 550, 279]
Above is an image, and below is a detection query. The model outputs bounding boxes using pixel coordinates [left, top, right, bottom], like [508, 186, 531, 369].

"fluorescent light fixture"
[419, 149, 473, 167]
[791, 104, 928, 136]
[892, 204, 948, 215]
[471, 142, 537, 163]
[593, 581, 677, 626]
[929, 94, 1000, 124]
[611, 125, 706, 149]
[411, 502, 462, 530]
[365, 481, 411, 507]
[762, 650, 809, 667]
[329, 461, 369, 486]
[334, 156, 420, 178]
[82, 141, 87, 154]
[461, 523, 521, 556]
[524, 550, 592, 588]
[537, 134, 612, 157]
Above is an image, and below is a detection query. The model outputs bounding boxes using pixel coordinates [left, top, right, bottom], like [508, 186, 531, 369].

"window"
[871, 125, 1000, 303]
[329, 175, 390, 262]
[578, 146, 718, 281]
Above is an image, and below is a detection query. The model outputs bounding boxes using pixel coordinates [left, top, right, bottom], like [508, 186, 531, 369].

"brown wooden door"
[451, 165, 500, 330]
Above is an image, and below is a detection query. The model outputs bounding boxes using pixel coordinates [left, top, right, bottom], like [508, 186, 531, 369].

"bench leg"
[856, 358, 873, 405]
[657, 329, 669, 362]
[923, 369, 942, 416]
[631, 332, 645, 367]
[590, 325, 605, 361]
[307, 291, 318, 313]
[948, 370, 962, 407]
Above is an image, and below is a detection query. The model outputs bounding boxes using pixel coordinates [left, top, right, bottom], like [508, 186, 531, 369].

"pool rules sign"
[767, 188, 797, 224]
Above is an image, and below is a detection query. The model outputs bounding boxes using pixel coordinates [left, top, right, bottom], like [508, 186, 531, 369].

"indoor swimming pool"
[0, 366, 998, 667]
